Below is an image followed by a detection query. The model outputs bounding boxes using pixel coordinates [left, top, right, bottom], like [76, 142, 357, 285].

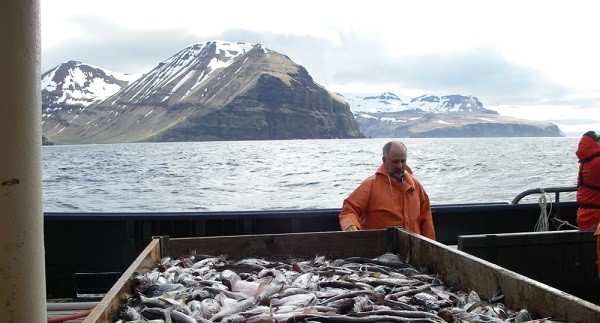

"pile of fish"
[116, 252, 552, 322]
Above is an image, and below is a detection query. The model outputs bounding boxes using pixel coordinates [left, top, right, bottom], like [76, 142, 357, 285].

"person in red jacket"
[576, 130, 600, 231]
[339, 141, 436, 240]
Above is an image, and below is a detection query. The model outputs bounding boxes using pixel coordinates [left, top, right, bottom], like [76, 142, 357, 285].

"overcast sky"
[41, 0, 599, 136]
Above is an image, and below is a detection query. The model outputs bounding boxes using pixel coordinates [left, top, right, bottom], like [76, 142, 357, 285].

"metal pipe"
[47, 302, 98, 311]
[511, 186, 577, 204]
[0, 0, 46, 322]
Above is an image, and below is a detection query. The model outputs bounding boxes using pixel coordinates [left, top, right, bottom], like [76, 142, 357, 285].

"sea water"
[42, 137, 580, 212]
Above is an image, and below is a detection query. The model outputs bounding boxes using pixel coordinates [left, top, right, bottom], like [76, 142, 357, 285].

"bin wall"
[458, 230, 599, 304]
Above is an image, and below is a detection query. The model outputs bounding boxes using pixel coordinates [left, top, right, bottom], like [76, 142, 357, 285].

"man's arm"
[339, 179, 373, 231]
[339, 198, 363, 231]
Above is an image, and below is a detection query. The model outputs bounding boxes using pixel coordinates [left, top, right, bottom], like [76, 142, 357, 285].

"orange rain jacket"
[339, 164, 436, 240]
[576, 134, 600, 231]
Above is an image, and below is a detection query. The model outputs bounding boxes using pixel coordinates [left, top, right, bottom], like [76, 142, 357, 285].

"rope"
[535, 189, 551, 232]
[552, 218, 579, 230]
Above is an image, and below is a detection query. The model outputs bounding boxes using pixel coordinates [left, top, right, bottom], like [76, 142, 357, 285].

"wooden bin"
[85, 228, 600, 323]
[458, 230, 599, 304]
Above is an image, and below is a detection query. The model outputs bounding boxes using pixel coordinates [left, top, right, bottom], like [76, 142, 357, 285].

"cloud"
[386, 50, 572, 106]
[42, 15, 200, 74]
[38, 0, 600, 137]
[493, 104, 600, 137]
[206, 30, 574, 107]
[40, 20, 582, 110]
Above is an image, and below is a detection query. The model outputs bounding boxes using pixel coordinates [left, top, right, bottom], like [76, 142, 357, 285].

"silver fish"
[409, 292, 440, 311]
[117, 252, 558, 323]
[170, 309, 197, 323]
[209, 295, 256, 322]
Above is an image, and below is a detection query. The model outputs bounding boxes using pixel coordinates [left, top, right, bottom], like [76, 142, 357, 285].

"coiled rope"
[535, 189, 551, 232]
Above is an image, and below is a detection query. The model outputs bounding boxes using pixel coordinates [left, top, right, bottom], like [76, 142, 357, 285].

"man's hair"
[382, 141, 407, 156]
[583, 131, 599, 141]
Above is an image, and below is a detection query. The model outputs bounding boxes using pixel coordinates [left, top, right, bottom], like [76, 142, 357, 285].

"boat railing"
[511, 186, 577, 204]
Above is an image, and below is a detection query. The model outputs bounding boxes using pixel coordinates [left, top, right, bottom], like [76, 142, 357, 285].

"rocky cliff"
[42, 41, 363, 144]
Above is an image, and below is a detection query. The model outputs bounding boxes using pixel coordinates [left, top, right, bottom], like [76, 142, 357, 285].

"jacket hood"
[576, 134, 600, 160]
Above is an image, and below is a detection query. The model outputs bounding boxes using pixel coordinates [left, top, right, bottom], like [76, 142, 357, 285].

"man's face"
[383, 144, 407, 178]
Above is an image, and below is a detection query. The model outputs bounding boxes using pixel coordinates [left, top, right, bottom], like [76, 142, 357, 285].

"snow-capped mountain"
[41, 41, 362, 144]
[343, 92, 562, 137]
[105, 41, 256, 106]
[339, 92, 496, 115]
[41, 61, 140, 108]
[409, 94, 496, 114]
[338, 92, 410, 113]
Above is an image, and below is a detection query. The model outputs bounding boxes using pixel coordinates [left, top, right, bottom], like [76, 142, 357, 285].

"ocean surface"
[42, 137, 580, 212]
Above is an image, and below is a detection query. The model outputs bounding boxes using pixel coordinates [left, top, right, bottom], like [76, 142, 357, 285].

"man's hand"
[345, 225, 358, 231]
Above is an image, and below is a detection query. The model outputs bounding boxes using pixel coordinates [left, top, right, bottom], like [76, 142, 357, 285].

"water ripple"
[42, 138, 580, 212]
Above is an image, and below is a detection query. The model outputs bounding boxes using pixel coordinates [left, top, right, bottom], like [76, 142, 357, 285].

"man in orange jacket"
[339, 141, 436, 240]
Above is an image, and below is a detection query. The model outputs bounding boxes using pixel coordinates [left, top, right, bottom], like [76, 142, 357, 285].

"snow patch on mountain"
[338, 91, 412, 113]
[341, 92, 495, 115]
[41, 61, 141, 107]
[122, 40, 256, 103]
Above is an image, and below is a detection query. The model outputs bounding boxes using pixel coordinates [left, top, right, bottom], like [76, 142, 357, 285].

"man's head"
[382, 141, 407, 180]
[583, 130, 600, 142]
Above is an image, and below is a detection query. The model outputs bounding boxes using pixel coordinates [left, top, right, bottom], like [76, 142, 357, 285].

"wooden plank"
[83, 238, 161, 323]
[168, 230, 390, 259]
[393, 228, 600, 323]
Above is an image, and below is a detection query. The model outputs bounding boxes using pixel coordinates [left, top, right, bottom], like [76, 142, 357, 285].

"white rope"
[535, 189, 552, 232]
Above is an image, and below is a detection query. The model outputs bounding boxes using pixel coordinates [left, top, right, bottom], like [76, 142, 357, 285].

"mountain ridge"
[340, 92, 563, 137]
[40, 41, 563, 143]
[42, 41, 363, 144]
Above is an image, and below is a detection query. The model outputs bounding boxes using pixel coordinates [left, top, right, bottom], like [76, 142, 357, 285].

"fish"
[191, 256, 225, 270]
[409, 292, 441, 311]
[209, 295, 257, 322]
[190, 298, 220, 319]
[382, 298, 418, 311]
[255, 282, 286, 301]
[139, 307, 166, 320]
[170, 309, 198, 323]
[118, 252, 560, 323]
[514, 308, 533, 322]
[350, 309, 447, 322]
[217, 314, 246, 322]
[274, 286, 310, 298]
[271, 292, 317, 308]
[140, 282, 185, 297]
[120, 305, 141, 321]
[292, 272, 318, 289]
[320, 290, 384, 305]
[318, 280, 374, 290]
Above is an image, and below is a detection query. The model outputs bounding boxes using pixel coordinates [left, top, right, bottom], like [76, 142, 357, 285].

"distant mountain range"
[41, 41, 563, 144]
[339, 92, 563, 137]
[341, 92, 498, 114]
